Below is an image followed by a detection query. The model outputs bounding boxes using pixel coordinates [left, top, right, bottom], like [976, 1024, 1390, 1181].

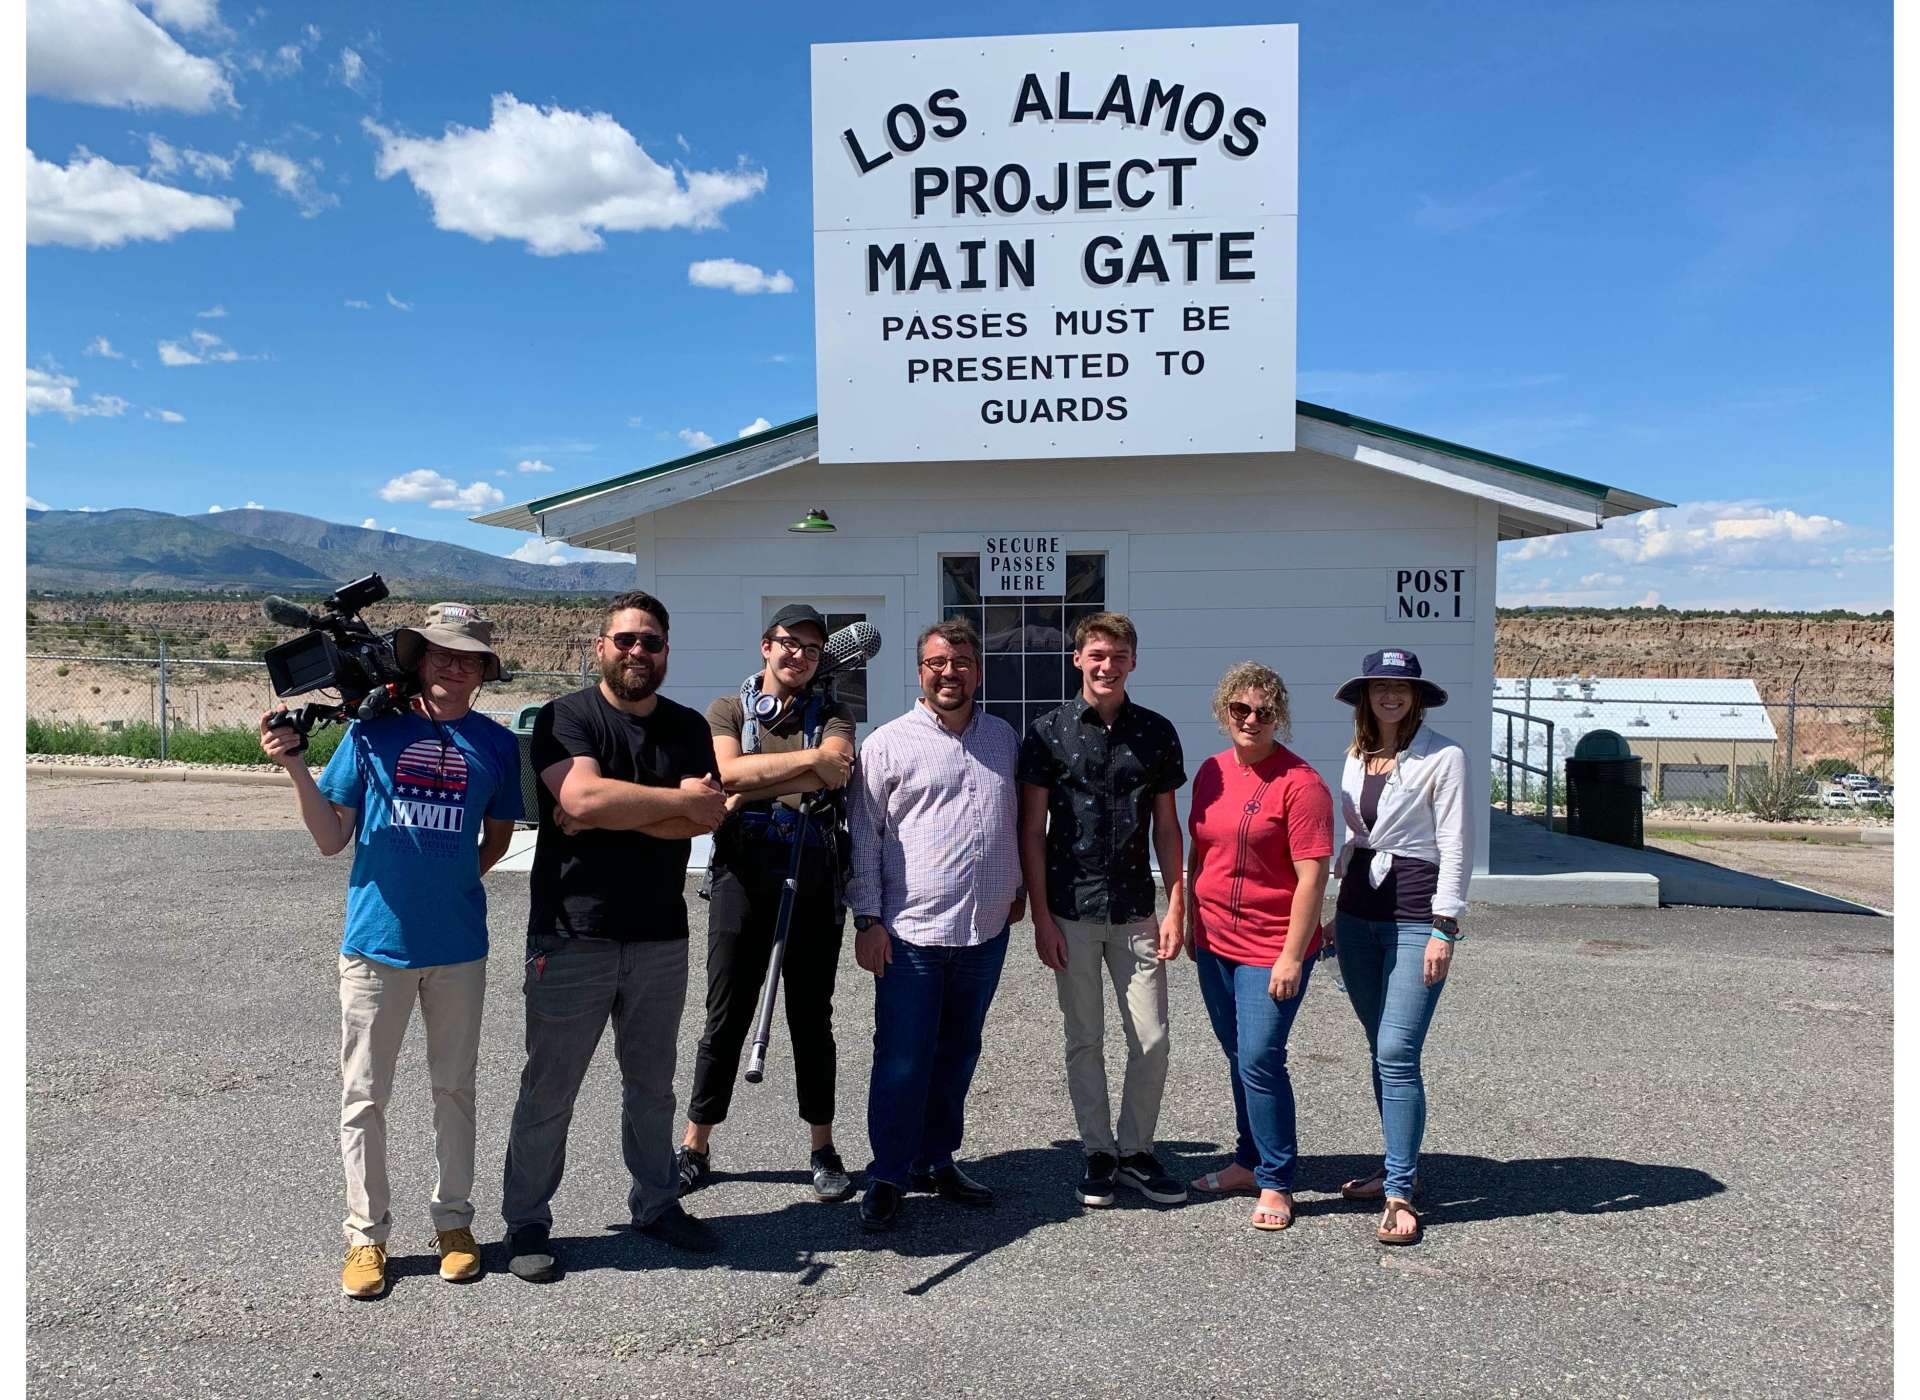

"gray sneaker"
[810, 1145, 854, 1202]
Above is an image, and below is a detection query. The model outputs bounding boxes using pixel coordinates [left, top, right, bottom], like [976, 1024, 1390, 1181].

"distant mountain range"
[25, 507, 635, 594]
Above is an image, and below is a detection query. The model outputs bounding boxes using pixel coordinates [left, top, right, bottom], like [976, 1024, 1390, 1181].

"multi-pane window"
[940, 553, 1107, 737]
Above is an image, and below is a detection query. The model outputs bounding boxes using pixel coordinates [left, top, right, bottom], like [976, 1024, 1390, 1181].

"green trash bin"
[1565, 729, 1644, 849]
[512, 704, 545, 826]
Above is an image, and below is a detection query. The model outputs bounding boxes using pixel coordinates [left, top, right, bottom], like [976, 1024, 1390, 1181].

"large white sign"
[811, 25, 1297, 464]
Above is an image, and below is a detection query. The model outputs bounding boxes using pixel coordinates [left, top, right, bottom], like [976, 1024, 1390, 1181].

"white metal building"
[1493, 676, 1779, 802]
[478, 404, 1663, 873]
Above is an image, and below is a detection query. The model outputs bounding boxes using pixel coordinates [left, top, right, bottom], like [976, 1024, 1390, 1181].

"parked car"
[1820, 787, 1857, 810]
[1838, 773, 1876, 790]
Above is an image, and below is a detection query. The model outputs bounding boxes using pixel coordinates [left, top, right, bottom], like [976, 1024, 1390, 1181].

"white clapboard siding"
[1130, 527, 1479, 572]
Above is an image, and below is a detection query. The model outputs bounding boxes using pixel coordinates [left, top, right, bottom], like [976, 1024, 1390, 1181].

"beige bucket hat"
[392, 602, 504, 681]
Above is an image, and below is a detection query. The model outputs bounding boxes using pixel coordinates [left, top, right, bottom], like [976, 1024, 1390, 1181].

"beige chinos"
[1053, 915, 1171, 1159]
[338, 953, 487, 1246]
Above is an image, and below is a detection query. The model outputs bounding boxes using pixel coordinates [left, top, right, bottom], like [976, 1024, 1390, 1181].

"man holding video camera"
[258, 602, 523, 1301]
[501, 591, 728, 1282]
[676, 604, 858, 1204]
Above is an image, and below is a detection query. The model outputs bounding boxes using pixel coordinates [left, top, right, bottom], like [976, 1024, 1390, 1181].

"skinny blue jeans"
[1193, 947, 1314, 1193]
[1333, 914, 1447, 1201]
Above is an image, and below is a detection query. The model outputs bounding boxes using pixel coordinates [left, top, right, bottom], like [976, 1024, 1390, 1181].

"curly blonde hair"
[1211, 661, 1291, 739]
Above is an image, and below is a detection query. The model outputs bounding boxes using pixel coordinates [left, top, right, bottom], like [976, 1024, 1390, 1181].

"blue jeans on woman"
[1193, 946, 1315, 1192]
[866, 928, 1010, 1188]
[1333, 914, 1447, 1201]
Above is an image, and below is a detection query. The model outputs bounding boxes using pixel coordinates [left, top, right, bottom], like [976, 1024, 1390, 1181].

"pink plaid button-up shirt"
[846, 700, 1023, 948]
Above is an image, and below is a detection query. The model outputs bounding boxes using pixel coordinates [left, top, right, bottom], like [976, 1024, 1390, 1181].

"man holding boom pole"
[677, 604, 859, 1203]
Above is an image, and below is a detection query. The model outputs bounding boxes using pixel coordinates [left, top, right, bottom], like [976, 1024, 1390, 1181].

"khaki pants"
[1053, 916, 1170, 1160]
[338, 954, 487, 1247]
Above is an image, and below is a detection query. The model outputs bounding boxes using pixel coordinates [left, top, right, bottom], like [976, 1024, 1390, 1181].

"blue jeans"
[1193, 947, 1315, 1193]
[866, 929, 1010, 1188]
[1334, 914, 1447, 1200]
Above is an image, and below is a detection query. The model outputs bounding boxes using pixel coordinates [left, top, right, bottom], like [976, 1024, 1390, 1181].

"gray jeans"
[501, 933, 689, 1232]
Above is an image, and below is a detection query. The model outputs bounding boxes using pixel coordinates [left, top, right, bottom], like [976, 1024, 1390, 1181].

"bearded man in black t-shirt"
[500, 591, 728, 1282]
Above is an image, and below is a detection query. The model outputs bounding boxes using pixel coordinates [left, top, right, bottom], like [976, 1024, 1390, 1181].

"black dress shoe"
[907, 1164, 994, 1206]
[860, 1180, 903, 1232]
[633, 1202, 720, 1254]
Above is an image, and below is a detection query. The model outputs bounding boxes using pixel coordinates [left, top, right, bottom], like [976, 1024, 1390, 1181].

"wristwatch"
[1431, 916, 1461, 940]
[853, 915, 880, 932]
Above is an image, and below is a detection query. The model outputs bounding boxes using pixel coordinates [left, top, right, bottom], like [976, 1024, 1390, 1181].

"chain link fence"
[1492, 677, 1893, 826]
[25, 623, 603, 763]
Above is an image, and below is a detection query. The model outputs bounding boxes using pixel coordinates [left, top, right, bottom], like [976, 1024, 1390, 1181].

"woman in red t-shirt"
[1183, 662, 1335, 1231]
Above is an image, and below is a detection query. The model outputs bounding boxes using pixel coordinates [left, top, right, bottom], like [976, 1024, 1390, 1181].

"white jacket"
[1335, 723, 1470, 920]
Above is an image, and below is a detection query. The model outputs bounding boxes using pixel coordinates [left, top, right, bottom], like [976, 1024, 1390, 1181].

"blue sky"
[24, 0, 1891, 609]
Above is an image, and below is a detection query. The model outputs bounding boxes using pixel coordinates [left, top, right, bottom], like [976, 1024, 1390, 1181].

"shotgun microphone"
[816, 620, 881, 679]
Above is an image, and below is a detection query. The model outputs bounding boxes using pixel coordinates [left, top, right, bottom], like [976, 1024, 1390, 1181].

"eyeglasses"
[604, 631, 666, 654]
[919, 655, 977, 673]
[1227, 701, 1278, 725]
[769, 633, 824, 662]
[423, 648, 485, 672]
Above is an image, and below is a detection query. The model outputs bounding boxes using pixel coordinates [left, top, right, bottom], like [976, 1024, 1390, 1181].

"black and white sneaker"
[674, 1145, 711, 1196]
[810, 1145, 854, 1202]
[1077, 1151, 1118, 1207]
[1117, 1152, 1188, 1205]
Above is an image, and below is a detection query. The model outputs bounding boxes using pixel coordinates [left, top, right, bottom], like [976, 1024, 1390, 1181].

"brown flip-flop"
[1377, 1197, 1423, 1246]
[1341, 1169, 1422, 1202]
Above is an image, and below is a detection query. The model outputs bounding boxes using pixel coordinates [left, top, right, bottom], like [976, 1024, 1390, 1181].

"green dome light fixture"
[788, 507, 837, 534]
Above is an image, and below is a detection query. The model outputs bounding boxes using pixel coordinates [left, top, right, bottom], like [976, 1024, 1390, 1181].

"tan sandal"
[1192, 1169, 1258, 1196]
[1250, 1196, 1294, 1231]
[1377, 1197, 1423, 1246]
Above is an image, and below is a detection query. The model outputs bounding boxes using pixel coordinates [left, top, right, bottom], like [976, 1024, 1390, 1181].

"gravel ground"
[1645, 836, 1894, 912]
[25, 784, 1893, 1400]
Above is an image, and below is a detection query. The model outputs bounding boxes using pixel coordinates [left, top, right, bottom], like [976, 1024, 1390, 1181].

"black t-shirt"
[1337, 768, 1440, 923]
[527, 686, 718, 941]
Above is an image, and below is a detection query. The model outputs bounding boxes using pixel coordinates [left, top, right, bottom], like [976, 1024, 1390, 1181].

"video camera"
[261, 573, 417, 749]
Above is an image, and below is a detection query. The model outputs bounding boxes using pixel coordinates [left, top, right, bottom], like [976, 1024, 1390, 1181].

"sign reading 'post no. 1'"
[811, 25, 1298, 464]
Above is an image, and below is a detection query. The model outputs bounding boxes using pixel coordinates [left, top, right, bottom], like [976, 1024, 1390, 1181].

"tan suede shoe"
[342, 1243, 387, 1298]
[436, 1228, 482, 1282]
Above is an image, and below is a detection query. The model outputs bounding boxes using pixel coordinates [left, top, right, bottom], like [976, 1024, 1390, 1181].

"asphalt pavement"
[27, 827, 1893, 1399]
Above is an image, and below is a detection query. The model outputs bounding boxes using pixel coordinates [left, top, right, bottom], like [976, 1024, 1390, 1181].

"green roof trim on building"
[1294, 401, 1613, 501]
[516, 403, 1620, 520]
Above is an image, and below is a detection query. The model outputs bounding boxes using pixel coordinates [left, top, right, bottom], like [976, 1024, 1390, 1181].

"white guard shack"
[476, 407, 1662, 876]
[478, 23, 1664, 880]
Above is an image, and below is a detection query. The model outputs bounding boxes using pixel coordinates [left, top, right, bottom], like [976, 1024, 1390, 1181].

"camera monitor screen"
[265, 632, 341, 697]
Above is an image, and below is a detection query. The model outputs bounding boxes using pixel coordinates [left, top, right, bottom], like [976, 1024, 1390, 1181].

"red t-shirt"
[1188, 744, 1335, 967]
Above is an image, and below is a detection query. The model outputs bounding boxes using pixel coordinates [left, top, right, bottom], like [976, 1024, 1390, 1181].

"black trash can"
[1565, 730, 1644, 849]
[512, 703, 545, 825]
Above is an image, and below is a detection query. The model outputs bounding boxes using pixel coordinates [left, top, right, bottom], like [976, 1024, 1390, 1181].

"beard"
[601, 650, 663, 703]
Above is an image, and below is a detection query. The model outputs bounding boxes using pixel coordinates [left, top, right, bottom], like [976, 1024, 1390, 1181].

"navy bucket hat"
[1334, 649, 1448, 708]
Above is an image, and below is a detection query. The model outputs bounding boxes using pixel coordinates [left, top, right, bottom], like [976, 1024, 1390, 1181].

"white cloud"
[677, 428, 715, 450]
[626, 415, 645, 428]
[336, 46, 366, 92]
[28, 0, 232, 111]
[196, 303, 226, 318]
[141, 0, 221, 32]
[28, 148, 239, 249]
[365, 94, 768, 256]
[1596, 501, 1854, 570]
[157, 328, 253, 365]
[385, 291, 412, 311]
[247, 150, 338, 216]
[507, 538, 631, 566]
[84, 337, 125, 359]
[737, 416, 772, 437]
[360, 517, 377, 529]
[517, 459, 554, 473]
[27, 496, 51, 511]
[689, 259, 794, 295]
[344, 298, 371, 309]
[376, 469, 505, 511]
[206, 503, 222, 512]
[1501, 535, 1564, 563]
[146, 408, 186, 422]
[26, 367, 130, 420]
[146, 135, 232, 182]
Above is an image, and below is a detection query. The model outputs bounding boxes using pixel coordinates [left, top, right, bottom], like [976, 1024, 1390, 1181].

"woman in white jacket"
[1330, 649, 1467, 1247]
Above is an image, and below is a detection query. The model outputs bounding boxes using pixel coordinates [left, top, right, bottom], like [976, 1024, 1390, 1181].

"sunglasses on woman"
[1228, 701, 1277, 725]
[604, 631, 666, 654]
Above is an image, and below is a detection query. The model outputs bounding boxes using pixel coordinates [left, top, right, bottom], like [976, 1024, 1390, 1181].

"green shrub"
[26, 718, 345, 766]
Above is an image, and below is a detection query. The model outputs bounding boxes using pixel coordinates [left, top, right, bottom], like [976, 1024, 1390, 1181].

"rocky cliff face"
[1494, 616, 1892, 705]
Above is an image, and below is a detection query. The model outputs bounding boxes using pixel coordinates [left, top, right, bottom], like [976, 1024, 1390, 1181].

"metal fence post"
[1546, 723, 1556, 829]
[157, 639, 169, 761]
[1784, 662, 1802, 776]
